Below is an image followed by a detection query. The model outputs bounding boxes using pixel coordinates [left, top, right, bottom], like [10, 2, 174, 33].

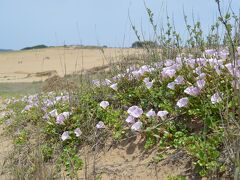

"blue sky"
[0, 0, 240, 50]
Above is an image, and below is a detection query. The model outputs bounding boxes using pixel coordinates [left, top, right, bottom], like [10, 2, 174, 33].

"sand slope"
[0, 47, 141, 83]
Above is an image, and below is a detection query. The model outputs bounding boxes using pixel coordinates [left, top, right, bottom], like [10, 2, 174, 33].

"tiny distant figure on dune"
[18, 60, 22, 64]
[44, 56, 50, 60]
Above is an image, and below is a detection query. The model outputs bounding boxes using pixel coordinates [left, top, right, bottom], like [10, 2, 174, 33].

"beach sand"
[0, 47, 141, 83]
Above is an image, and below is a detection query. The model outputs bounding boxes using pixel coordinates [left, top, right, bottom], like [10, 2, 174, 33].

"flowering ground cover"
[0, 46, 240, 179]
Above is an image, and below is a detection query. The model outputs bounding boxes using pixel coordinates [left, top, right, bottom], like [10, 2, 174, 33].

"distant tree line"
[131, 41, 159, 48]
[21, 44, 48, 50]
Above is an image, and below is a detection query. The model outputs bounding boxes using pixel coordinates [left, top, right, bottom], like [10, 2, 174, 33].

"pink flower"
[103, 79, 112, 86]
[126, 115, 135, 123]
[131, 121, 143, 132]
[56, 96, 62, 102]
[127, 106, 143, 118]
[186, 58, 196, 68]
[56, 114, 65, 124]
[164, 59, 175, 67]
[143, 78, 154, 89]
[214, 65, 222, 75]
[196, 79, 206, 89]
[49, 109, 58, 117]
[211, 92, 222, 104]
[225, 63, 240, 78]
[167, 82, 176, 90]
[24, 105, 33, 111]
[184, 86, 200, 96]
[74, 128, 82, 137]
[196, 58, 207, 66]
[161, 67, 176, 78]
[100, 101, 109, 109]
[44, 99, 54, 107]
[146, 81, 154, 89]
[176, 97, 189, 108]
[194, 67, 202, 75]
[62, 112, 71, 119]
[197, 73, 206, 80]
[146, 109, 156, 118]
[218, 50, 229, 59]
[157, 110, 169, 119]
[92, 79, 101, 87]
[62, 95, 70, 102]
[110, 83, 118, 91]
[174, 76, 185, 85]
[61, 131, 70, 141]
[205, 49, 216, 55]
[96, 121, 105, 129]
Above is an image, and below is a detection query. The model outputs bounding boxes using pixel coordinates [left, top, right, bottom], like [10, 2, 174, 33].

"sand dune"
[0, 47, 142, 82]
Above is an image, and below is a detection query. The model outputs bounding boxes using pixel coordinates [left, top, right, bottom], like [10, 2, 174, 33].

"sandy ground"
[0, 47, 142, 83]
[76, 136, 192, 180]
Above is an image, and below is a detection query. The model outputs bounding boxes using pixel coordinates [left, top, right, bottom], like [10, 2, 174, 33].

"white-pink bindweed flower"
[146, 109, 156, 118]
[196, 79, 206, 89]
[214, 65, 222, 75]
[92, 79, 101, 87]
[218, 50, 229, 59]
[61, 131, 70, 141]
[126, 115, 135, 123]
[131, 121, 143, 132]
[194, 67, 202, 75]
[157, 110, 169, 119]
[100, 101, 109, 109]
[225, 63, 240, 78]
[56, 114, 65, 124]
[205, 49, 216, 55]
[62, 95, 70, 102]
[161, 67, 176, 78]
[110, 83, 118, 91]
[143, 77, 150, 83]
[167, 82, 176, 90]
[211, 92, 222, 104]
[44, 99, 54, 107]
[176, 97, 189, 108]
[74, 128, 82, 137]
[174, 76, 185, 85]
[196, 58, 207, 66]
[103, 79, 112, 86]
[96, 121, 105, 129]
[127, 106, 143, 118]
[225, 63, 234, 74]
[164, 59, 175, 67]
[131, 70, 142, 78]
[184, 86, 200, 96]
[62, 112, 71, 119]
[145, 81, 154, 89]
[143, 78, 154, 89]
[186, 58, 196, 68]
[49, 109, 58, 117]
[24, 105, 33, 111]
[56, 96, 62, 102]
[197, 73, 206, 80]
